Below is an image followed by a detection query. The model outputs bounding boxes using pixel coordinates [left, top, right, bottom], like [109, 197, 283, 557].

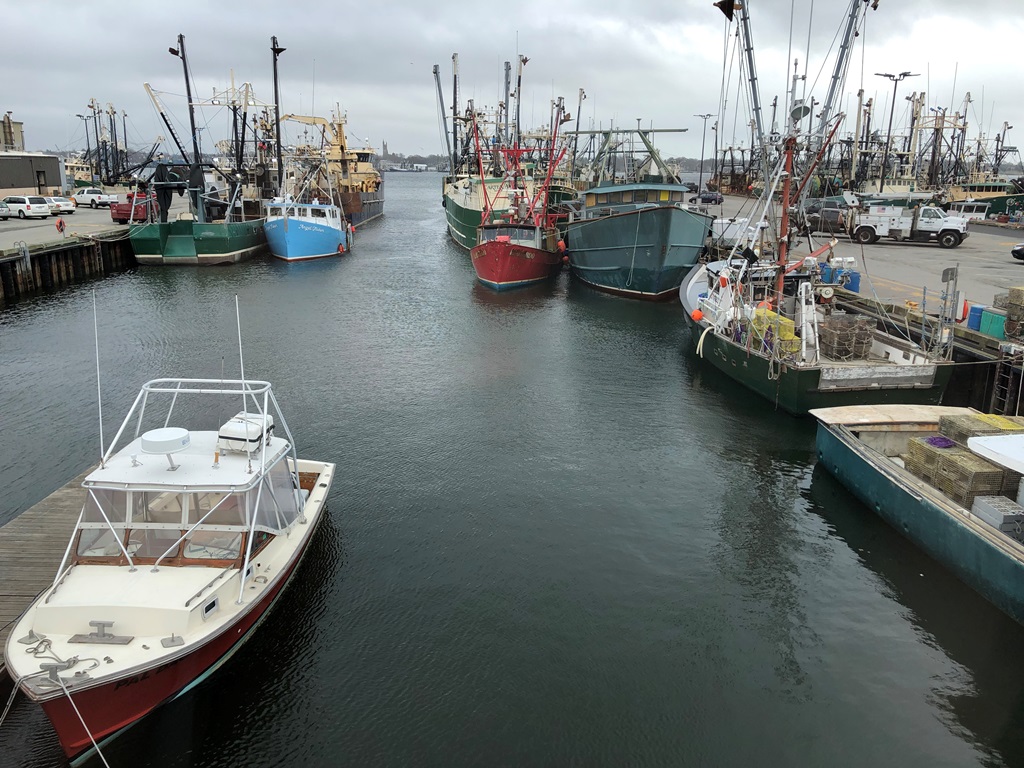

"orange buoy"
[718, 275, 729, 288]
[557, 239, 566, 253]
[691, 309, 704, 321]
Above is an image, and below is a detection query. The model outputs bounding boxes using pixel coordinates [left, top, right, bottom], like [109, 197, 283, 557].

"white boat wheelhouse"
[57, 378, 310, 606]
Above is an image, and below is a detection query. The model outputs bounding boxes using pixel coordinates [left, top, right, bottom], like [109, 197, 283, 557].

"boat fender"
[691, 309, 704, 322]
[719, 275, 729, 288]
[696, 325, 714, 358]
[338, 243, 346, 254]
[955, 299, 968, 324]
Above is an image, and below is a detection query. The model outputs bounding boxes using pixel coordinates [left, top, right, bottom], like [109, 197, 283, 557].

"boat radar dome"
[140, 427, 190, 471]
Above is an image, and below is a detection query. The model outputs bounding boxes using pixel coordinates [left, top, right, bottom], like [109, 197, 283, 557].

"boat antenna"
[235, 295, 248, 417]
[92, 290, 106, 469]
[271, 36, 287, 197]
[235, 295, 253, 474]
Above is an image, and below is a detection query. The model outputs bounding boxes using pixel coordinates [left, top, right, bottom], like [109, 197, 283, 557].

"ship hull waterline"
[566, 205, 711, 301]
[683, 313, 953, 415]
[470, 240, 563, 291]
[129, 219, 268, 266]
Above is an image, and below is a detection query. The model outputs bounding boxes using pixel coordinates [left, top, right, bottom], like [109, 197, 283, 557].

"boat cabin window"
[596, 193, 609, 205]
[252, 458, 302, 534]
[133, 491, 184, 525]
[670, 191, 683, 202]
[312, 208, 327, 219]
[187, 492, 247, 526]
[183, 531, 243, 560]
[480, 226, 536, 244]
[585, 193, 596, 207]
[621, 191, 634, 203]
[127, 528, 184, 559]
[267, 207, 282, 217]
[83, 488, 128, 524]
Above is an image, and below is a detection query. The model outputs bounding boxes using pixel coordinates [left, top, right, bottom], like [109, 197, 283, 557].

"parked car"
[2, 195, 52, 219]
[800, 200, 849, 235]
[690, 191, 724, 204]
[1012, 243, 1024, 261]
[44, 196, 77, 215]
[0, 201, 10, 220]
[71, 188, 117, 208]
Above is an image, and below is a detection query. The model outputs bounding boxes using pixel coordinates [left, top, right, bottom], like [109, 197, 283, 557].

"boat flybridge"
[4, 377, 335, 763]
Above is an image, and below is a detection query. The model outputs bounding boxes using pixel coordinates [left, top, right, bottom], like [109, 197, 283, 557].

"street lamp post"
[694, 113, 714, 193]
[875, 71, 918, 193]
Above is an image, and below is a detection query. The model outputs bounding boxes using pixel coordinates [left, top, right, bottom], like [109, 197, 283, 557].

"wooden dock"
[0, 469, 91, 650]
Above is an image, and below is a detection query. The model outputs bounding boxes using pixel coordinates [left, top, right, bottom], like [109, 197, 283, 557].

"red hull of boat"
[470, 240, 562, 291]
[38, 527, 315, 761]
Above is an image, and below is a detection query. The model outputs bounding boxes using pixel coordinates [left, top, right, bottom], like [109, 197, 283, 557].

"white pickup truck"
[72, 187, 118, 209]
[842, 193, 970, 248]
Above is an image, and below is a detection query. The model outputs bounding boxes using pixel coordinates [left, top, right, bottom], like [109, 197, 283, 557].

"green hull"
[685, 315, 953, 415]
[442, 190, 482, 251]
[129, 219, 267, 266]
[816, 421, 1024, 624]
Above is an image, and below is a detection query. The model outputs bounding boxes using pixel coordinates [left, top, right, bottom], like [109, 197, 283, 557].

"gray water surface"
[2, 173, 1023, 767]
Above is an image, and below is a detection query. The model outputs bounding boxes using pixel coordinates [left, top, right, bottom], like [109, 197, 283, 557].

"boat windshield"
[74, 456, 301, 565]
[480, 226, 537, 244]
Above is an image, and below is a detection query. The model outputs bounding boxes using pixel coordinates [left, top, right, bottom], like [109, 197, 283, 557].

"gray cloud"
[6, 0, 1021, 164]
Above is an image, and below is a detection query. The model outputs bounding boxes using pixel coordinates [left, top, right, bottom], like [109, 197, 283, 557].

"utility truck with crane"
[841, 192, 970, 248]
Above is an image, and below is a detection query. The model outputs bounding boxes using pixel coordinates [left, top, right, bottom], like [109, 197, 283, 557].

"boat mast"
[502, 61, 512, 146]
[813, 0, 875, 146]
[451, 54, 460, 167]
[171, 34, 201, 166]
[144, 83, 191, 163]
[514, 55, 527, 148]
[570, 87, 585, 181]
[271, 36, 286, 197]
[432, 64, 453, 173]
[776, 136, 794, 298]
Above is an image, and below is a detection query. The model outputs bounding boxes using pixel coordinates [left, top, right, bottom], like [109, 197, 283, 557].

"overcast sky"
[7, 0, 1022, 163]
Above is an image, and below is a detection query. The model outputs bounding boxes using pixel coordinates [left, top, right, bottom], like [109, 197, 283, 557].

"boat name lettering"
[114, 670, 152, 690]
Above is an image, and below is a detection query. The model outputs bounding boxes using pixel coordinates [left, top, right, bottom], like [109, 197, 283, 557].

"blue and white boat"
[264, 201, 352, 262]
[813, 404, 1024, 625]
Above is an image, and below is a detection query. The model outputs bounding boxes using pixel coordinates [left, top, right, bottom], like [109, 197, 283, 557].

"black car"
[800, 201, 849, 235]
[690, 191, 724, 205]
[1012, 243, 1024, 261]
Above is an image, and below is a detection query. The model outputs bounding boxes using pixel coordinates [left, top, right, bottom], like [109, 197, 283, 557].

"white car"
[0, 201, 10, 220]
[72, 188, 117, 208]
[2, 195, 51, 219]
[44, 196, 77, 215]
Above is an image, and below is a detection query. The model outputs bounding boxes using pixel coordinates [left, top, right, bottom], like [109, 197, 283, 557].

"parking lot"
[0, 196, 186, 252]
[712, 194, 1024, 308]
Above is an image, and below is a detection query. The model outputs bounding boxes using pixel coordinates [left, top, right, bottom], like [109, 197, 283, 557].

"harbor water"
[3, 173, 1024, 766]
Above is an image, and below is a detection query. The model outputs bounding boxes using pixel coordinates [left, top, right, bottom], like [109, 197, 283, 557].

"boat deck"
[0, 469, 90, 650]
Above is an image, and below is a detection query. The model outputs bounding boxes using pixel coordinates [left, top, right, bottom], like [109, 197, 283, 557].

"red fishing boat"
[468, 98, 569, 291]
[471, 219, 565, 291]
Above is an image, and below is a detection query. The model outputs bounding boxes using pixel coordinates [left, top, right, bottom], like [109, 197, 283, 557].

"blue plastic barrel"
[967, 304, 984, 331]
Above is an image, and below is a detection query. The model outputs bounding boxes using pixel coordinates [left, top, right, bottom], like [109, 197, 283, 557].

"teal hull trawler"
[565, 182, 714, 300]
[563, 126, 713, 301]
